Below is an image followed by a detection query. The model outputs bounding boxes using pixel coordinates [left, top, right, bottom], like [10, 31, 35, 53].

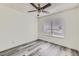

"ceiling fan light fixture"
[28, 3, 51, 16]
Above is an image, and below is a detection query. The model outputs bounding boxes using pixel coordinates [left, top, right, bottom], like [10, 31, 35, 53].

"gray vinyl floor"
[0, 39, 79, 56]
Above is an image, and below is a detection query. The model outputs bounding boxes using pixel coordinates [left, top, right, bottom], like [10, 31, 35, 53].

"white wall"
[38, 7, 79, 51]
[0, 5, 37, 51]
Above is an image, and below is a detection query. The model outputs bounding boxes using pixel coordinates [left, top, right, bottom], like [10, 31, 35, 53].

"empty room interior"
[0, 3, 79, 56]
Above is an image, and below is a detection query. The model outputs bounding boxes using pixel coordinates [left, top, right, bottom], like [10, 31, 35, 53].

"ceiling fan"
[28, 3, 51, 16]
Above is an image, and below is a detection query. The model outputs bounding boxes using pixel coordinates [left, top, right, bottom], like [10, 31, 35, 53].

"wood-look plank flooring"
[0, 39, 79, 56]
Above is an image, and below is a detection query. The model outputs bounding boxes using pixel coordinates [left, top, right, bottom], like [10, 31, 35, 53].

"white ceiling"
[0, 3, 79, 17]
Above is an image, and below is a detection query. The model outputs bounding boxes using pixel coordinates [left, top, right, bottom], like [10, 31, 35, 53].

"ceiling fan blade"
[42, 11, 49, 13]
[38, 3, 40, 8]
[41, 3, 51, 9]
[28, 10, 37, 12]
[30, 3, 38, 9]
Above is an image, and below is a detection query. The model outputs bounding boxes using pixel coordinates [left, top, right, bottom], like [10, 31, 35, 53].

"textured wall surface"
[38, 7, 79, 51]
[0, 5, 37, 52]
